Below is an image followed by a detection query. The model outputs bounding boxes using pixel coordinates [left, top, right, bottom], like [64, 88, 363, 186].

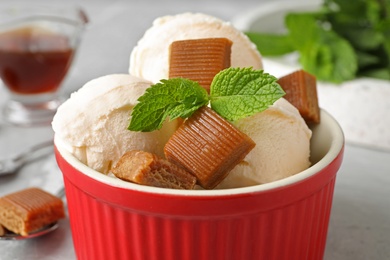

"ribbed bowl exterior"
[56, 145, 343, 260]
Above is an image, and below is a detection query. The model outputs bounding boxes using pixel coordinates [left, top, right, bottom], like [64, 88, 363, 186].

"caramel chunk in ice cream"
[112, 150, 196, 189]
[169, 38, 232, 92]
[277, 70, 320, 124]
[0, 187, 65, 236]
[0, 225, 5, 236]
[164, 106, 255, 189]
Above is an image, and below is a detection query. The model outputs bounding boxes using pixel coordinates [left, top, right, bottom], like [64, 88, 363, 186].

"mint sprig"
[285, 12, 358, 83]
[246, 0, 390, 83]
[128, 67, 285, 132]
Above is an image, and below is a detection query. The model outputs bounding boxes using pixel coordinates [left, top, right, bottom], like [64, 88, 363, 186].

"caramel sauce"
[0, 26, 74, 94]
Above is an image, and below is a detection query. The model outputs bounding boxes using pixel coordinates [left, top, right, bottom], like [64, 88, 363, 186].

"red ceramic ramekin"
[55, 109, 344, 260]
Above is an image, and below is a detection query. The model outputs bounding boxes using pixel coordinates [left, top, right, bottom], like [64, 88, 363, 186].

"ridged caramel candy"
[0, 225, 5, 236]
[277, 70, 320, 124]
[164, 106, 255, 189]
[112, 150, 196, 190]
[169, 38, 232, 92]
[0, 187, 65, 236]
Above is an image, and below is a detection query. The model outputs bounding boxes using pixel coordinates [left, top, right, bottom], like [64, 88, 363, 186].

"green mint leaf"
[209, 67, 285, 121]
[245, 32, 294, 56]
[324, 0, 382, 26]
[300, 30, 357, 83]
[286, 12, 357, 83]
[338, 28, 383, 50]
[128, 78, 208, 132]
[285, 12, 321, 52]
[377, 19, 390, 73]
[356, 51, 381, 68]
[359, 68, 390, 80]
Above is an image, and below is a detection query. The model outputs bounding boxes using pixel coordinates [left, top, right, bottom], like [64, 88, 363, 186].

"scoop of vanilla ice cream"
[217, 98, 312, 189]
[129, 13, 263, 83]
[52, 74, 179, 174]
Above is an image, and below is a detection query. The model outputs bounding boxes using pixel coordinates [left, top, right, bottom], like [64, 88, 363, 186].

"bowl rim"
[55, 109, 344, 197]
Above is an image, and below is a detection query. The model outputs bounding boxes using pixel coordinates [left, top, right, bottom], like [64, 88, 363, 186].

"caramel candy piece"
[0, 225, 5, 236]
[0, 188, 65, 236]
[277, 70, 320, 124]
[112, 150, 196, 189]
[164, 106, 255, 189]
[169, 38, 232, 92]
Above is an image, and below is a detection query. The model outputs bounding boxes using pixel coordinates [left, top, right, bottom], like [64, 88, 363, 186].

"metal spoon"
[0, 140, 65, 240]
[0, 140, 54, 176]
[0, 222, 60, 240]
[0, 187, 65, 240]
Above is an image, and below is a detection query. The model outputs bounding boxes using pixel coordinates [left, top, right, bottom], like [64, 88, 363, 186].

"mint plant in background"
[246, 0, 390, 83]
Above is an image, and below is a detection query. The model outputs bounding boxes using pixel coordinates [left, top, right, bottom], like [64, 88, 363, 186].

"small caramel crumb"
[164, 106, 255, 189]
[0, 188, 65, 236]
[277, 70, 320, 124]
[169, 38, 232, 92]
[112, 150, 196, 190]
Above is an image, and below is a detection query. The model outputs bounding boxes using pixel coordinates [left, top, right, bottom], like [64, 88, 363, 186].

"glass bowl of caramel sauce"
[0, 5, 88, 126]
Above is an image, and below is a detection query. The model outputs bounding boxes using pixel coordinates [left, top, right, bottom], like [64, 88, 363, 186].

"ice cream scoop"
[129, 13, 263, 83]
[217, 98, 312, 189]
[52, 74, 179, 174]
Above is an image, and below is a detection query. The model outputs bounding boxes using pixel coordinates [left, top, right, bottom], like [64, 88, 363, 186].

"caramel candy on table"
[169, 38, 232, 92]
[277, 70, 320, 124]
[112, 150, 196, 190]
[164, 106, 256, 189]
[0, 187, 65, 236]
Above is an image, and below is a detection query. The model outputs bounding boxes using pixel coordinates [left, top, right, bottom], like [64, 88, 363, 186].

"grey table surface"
[0, 0, 389, 259]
